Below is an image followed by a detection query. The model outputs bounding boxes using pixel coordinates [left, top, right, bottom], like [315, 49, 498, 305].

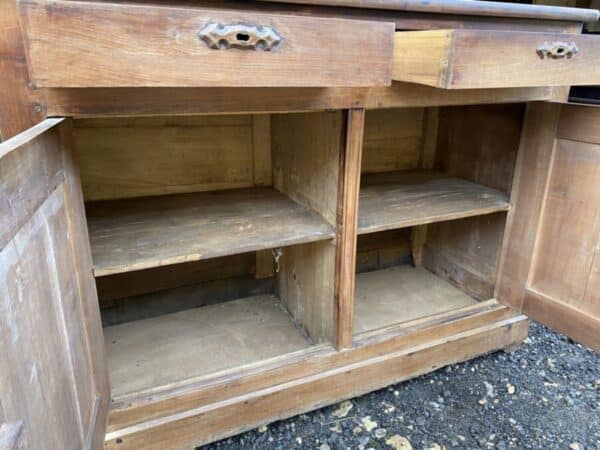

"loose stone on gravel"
[200, 322, 599, 450]
[331, 400, 353, 418]
[386, 435, 413, 449]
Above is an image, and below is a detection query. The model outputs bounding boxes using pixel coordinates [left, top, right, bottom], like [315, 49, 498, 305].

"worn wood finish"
[424, 215, 508, 301]
[73, 115, 254, 201]
[357, 229, 412, 273]
[354, 265, 479, 334]
[104, 295, 311, 399]
[0, 0, 45, 141]
[271, 111, 342, 226]
[19, 0, 393, 87]
[393, 30, 600, 89]
[358, 171, 510, 235]
[427, 104, 522, 302]
[87, 187, 335, 277]
[518, 104, 600, 348]
[335, 109, 365, 349]
[96, 253, 256, 306]
[362, 108, 423, 173]
[107, 299, 515, 431]
[104, 315, 528, 449]
[43, 85, 558, 117]
[271, 111, 342, 344]
[277, 240, 336, 343]
[0, 421, 24, 450]
[524, 289, 599, 351]
[100, 275, 273, 327]
[530, 139, 600, 307]
[0, 120, 108, 450]
[556, 104, 600, 143]
[495, 102, 562, 310]
[260, 0, 599, 22]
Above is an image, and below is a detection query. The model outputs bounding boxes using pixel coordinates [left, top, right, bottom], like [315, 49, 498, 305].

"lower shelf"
[103, 295, 311, 399]
[354, 265, 480, 334]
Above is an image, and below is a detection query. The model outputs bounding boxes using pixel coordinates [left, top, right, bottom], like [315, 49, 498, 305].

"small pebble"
[331, 400, 353, 418]
[361, 416, 377, 432]
[386, 435, 413, 450]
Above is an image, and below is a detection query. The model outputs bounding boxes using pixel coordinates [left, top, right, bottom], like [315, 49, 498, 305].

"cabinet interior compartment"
[72, 112, 341, 399]
[354, 104, 524, 334]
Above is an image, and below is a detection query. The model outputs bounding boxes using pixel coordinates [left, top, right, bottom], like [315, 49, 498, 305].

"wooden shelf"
[87, 187, 335, 277]
[354, 265, 480, 334]
[358, 171, 510, 235]
[104, 295, 312, 399]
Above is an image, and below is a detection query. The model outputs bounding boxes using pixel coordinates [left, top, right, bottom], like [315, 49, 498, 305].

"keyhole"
[236, 33, 250, 42]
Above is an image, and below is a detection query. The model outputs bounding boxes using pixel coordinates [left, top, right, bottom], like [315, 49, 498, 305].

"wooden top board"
[87, 187, 335, 277]
[358, 171, 510, 235]
[259, 0, 600, 22]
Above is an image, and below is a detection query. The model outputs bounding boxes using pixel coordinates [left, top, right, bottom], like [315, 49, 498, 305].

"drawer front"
[393, 30, 600, 89]
[18, 0, 394, 88]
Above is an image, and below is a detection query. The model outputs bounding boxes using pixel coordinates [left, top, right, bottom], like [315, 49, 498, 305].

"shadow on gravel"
[200, 322, 599, 450]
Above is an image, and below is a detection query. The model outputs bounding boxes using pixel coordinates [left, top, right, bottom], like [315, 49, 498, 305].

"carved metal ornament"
[198, 22, 282, 51]
[536, 41, 579, 59]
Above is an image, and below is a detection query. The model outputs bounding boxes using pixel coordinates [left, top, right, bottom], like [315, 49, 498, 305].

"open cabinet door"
[497, 103, 600, 352]
[0, 119, 110, 449]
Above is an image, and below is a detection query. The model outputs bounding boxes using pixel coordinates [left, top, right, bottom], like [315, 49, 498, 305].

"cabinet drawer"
[393, 30, 600, 89]
[18, 0, 394, 88]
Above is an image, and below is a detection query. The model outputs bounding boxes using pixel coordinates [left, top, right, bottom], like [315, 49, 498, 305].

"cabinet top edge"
[258, 0, 599, 23]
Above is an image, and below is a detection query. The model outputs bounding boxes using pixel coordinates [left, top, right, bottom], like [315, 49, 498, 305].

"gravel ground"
[200, 322, 599, 450]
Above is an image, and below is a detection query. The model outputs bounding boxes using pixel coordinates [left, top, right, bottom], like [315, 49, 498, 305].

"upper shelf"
[358, 171, 510, 235]
[87, 187, 335, 277]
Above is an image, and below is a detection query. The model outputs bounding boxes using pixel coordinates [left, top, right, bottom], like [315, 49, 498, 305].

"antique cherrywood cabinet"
[1, 0, 599, 448]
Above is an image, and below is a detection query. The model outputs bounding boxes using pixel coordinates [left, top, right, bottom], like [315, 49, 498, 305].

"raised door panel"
[0, 119, 109, 449]
[497, 103, 600, 351]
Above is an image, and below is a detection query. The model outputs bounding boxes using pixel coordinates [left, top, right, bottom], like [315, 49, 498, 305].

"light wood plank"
[260, 0, 599, 22]
[530, 139, 600, 309]
[393, 30, 600, 89]
[354, 266, 479, 334]
[87, 187, 335, 277]
[45, 84, 557, 117]
[104, 295, 312, 399]
[252, 115, 272, 187]
[19, 0, 393, 87]
[524, 288, 599, 351]
[73, 115, 255, 201]
[104, 315, 527, 450]
[335, 109, 364, 348]
[271, 111, 342, 225]
[107, 300, 513, 431]
[358, 171, 510, 235]
[495, 102, 562, 310]
[362, 108, 423, 173]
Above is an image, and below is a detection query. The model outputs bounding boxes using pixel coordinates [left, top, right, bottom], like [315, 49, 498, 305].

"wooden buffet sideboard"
[1, 1, 599, 448]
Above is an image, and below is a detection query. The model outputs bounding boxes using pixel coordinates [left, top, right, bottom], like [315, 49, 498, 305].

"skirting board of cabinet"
[104, 310, 528, 450]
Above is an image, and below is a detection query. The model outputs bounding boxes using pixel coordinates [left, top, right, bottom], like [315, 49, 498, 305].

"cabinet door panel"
[0, 119, 109, 449]
[497, 104, 600, 351]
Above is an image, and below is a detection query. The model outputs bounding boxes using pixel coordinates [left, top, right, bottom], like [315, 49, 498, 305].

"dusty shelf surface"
[104, 294, 312, 399]
[354, 265, 481, 334]
[358, 170, 510, 234]
[87, 187, 335, 276]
